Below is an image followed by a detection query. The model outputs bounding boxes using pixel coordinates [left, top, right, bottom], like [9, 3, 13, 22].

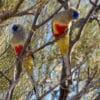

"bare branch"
[0, 71, 12, 84]
[0, 45, 10, 57]
[5, 72, 24, 100]
[94, 94, 100, 100]
[27, 75, 39, 98]
[71, 0, 99, 48]
[35, 5, 62, 29]
[39, 63, 59, 86]
[31, 28, 71, 55]
[0, 0, 25, 23]
[12, 0, 25, 13]
[38, 55, 90, 99]
[89, 15, 100, 26]
[14, 3, 41, 17]
[71, 69, 97, 100]
[95, 4, 100, 12]
[89, 0, 97, 7]
[76, 0, 81, 9]
[39, 84, 59, 99]
[38, 46, 94, 99]
[57, 0, 69, 9]
[33, 39, 57, 54]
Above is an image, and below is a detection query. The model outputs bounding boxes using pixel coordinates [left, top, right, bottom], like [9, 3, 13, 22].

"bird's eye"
[72, 11, 80, 19]
[12, 25, 18, 32]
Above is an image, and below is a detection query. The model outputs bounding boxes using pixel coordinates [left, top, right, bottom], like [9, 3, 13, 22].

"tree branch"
[12, 0, 25, 13]
[35, 5, 62, 29]
[76, 0, 81, 9]
[0, 45, 10, 58]
[0, 0, 25, 23]
[38, 44, 94, 99]
[71, 69, 97, 100]
[71, 0, 99, 48]
[89, 0, 98, 7]
[0, 71, 12, 84]
[5, 72, 24, 100]
[57, 0, 69, 9]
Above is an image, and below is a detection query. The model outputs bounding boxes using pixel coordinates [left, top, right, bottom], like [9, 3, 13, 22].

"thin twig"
[5, 72, 24, 100]
[0, 0, 25, 23]
[14, 2, 41, 17]
[57, 0, 69, 9]
[76, 0, 81, 9]
[0, 71, 12, 84]
[89, 0, 97, 7]
[71, 0, 99, 48]
[35, 5, 63, 29]
[12, 0, 25, 13]
[0, 45, 10, 57]
[71, 69, 97, 100]
[39, 63, 59, 86]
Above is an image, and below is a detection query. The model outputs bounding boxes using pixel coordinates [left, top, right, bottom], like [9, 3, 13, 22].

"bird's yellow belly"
[57, 35, 69, 55]
[22, 55, 34, 75]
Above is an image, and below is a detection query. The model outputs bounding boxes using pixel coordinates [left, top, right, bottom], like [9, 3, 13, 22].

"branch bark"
[0, 71, 12, 84]
[71, 70, 97, 100]
[0, 0, 25, 23]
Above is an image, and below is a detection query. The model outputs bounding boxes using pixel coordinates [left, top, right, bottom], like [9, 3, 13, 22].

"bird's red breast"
[53, 24, 68, 38]
[14, 45, 23, 56]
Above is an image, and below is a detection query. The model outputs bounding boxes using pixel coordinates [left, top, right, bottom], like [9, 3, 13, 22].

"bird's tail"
[57, 34, 69, 56]
[22, 55, 34, 75]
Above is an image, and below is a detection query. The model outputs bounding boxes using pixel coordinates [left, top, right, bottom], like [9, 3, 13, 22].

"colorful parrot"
[52, 7, 80, 55]
[52, 8, 79, 84]
[11, 24, 34, 75]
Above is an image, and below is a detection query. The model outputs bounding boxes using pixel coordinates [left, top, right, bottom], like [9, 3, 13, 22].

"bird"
[52, 7, 80, 86]
[52, 7, 80, 55]
[11, 24, 34, 76]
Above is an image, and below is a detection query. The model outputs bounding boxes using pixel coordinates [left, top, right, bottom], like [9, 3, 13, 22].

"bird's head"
[68, 8, 80, 20]
[12, 24, 24, 34]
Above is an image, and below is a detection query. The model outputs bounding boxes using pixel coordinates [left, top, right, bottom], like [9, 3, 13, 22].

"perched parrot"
[52, 8, 79, 92]
[11, 24, 34, 75]
[52, 7, 80, 55]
